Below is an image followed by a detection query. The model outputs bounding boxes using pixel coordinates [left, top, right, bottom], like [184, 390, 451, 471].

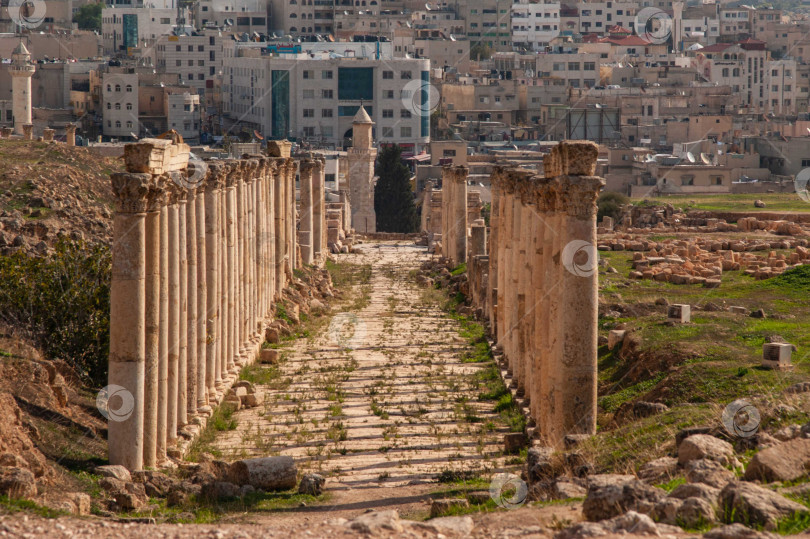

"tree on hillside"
[374, 145, 418, 233]
[74, 3, 102, 32]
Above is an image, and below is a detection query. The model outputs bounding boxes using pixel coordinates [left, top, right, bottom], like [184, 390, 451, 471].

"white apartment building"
[535, 52, 603, 88]
[102, 71, 139, 138]
[222, 41, 430, 153]
[511, 1, 560, 51]
[101, 7, 183, 55]
[268, 0, 337, 37]
[155, 29, 225, 90]
[572, 0, 637, 36]
[766, 59, 798, 116]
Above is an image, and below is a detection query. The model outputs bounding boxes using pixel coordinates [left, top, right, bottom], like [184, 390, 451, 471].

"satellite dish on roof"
[701, 153, 712, 165]
[686, 151, 696, 163]
[449, 34, 456, 41]
[224, 18, 234, 26]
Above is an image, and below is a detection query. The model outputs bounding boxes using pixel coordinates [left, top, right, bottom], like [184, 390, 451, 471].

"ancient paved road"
[212, 241, 513, 520]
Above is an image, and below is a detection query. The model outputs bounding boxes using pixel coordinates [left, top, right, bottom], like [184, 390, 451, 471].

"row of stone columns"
[0, 124, 74, 144]
[109, 153, 300, 470]
[475, 141, 604, 448]
[298, 158, 326, 266]
[441, 165, 468, 266]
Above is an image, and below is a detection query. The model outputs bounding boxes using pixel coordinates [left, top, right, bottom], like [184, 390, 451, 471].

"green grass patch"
[0, 496, 68, 518]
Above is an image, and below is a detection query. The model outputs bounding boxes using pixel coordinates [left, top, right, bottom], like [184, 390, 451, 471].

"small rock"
[754, 200, 766, 208]
[744, 438, 810, 482]
[582, 479, 666, 521]
[259, 348, 279, 364]
[750, 308, 766, 319]
[0, 467, 36, 499]
[348, 510, 404, 534]
[298, 473, 325, 496]
[650, 497, 683, 525]
[719, 481, 808, 530]
[703, 523, 778, 539]
[676, 496, 717, 528]
[504, 432, 526, 454]
[638, 457, 679, 484]
[556, 510, 661, 538]
[678, 434, 735, 466]
[669, 482, 720, 504]
[201, 481, 240, 501]
[685, 459, 736, 488]
[95, 465, 132, 482]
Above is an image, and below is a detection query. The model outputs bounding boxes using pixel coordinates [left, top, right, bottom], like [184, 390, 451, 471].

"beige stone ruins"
[108, 139, 313, 470]
[421, 176, 482, 256]
[461, 141, 604, 447]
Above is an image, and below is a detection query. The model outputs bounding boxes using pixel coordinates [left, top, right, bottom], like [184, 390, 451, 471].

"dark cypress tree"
[374, 144, 418, 233]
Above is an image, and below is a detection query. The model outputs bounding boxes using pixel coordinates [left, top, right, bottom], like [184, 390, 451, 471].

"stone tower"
[9, 41, 34, 136]
[346, 106, 377, 234]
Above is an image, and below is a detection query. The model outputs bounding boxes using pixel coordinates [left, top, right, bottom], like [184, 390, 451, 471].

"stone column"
[508, 175, 523, 387]
[470, 221, 487, 258]
[157, 202, 169, 461]
[177, 184, 188, 429]
[299, 160, 315, 266]
[42, 128, 54, 142]
[108, 172, 152, 471]
[266, 161, 277, 308]
[204, 165, 222, 403]
[226, 167, 237, 374]
[488, 171, 501, 333]
[529, 179, 550, 426]
[497, 174, 515, 356]
[553, 142, 603, 440]
[22, 124, 32, 140]
[273, 160, 284, 299]
[233, 164, 244, 367]
[287, 160, 297, 276]
[542, 178, 562, 443]
[65, 124, 76, 146]
[196, 179, 209, 414]
[167, 198, 180, 445]
[452, 166, 468, 265]
[142, 181, 163, 468]
[185, 182, 197, 420]
[312, 159, 325, 264]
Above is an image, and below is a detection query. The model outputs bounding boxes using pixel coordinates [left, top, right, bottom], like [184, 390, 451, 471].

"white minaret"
[9, 41, 34, 135]
[346, 106, 377, 234]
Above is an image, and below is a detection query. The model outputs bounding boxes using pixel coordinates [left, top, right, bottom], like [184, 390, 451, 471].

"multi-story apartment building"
[457, 0, 512, 51]
[193, 0, 267, 33]
[222, 40, 430, 152]
[155, 29, 225, 90]
[102, 71, 139, 138]
[765, 59, 798, 116]
[101, 6, 182, 55]
[689, 39, 768, 112]
[511, 1, 560, 51]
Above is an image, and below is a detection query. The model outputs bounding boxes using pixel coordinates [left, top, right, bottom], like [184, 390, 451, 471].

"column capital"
[530, 178, 557, 213]
[111, 172, 154, 213]
[205, 163, 226, 192]
[515, 175, 538, 206]
[557, 175, 605, 219]
[300, 158, 318, 176]
[442, 164, 469, 183]
[245, 159, 259, 181]
[544, 140, 599, 178]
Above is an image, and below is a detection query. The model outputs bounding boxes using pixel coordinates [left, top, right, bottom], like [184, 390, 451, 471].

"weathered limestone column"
[177, 182, 188, 429]
[529, 179, 550, 426]
[167, 197, 180, 445]
[266, 161, 277, 307]
[508, 173, 524, 388]
[65, 124, 76, 146]
[515, 178, 535, 399]
[42, 128, 54, 142]
[233, 163, 245, 367]
[452, 166, 468, 265]
[195, 177, 209, 414]
[226, 166, 237, 374]
[497, 174, 515, 361]
[287, 160, 298, 276]
[542, 177, 562, 443]
[312, 159, 325, 264]
[204, 165, 222, 402]
[142, 180, 162, 468]
[108, 172, 151, 470]
[22, 124, 33, 140]
[299, 159, 315, 266]
[488, 172, 501, 333]
[554, 142, 604, 440]
[185, 180, 198, 420]
[157, 201, 169, 460]
[273, 159, 284, 299]
[470, 221, 487, 258]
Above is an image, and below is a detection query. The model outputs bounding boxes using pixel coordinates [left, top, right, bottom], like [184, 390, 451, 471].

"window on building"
[322, 89, 333, 99]
[322, 109, 333, 117]
[400, 126, 412, 137]
[303, 108, 314, 117]
[303, 89, 314, 98]
[382, 127, 393, 137]
[400, 109, 412, 118]
[322, 70, 333, 79]
[382, 109, 393, 118]
[383, 70, 393, 79]
[401, 70, 412, 79]
[126, 103, 132, 110]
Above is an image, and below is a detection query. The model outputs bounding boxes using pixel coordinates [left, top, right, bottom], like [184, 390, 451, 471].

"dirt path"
[210, 241, 516, 523]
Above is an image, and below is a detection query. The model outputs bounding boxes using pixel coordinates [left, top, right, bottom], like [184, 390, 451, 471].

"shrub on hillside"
[0, 238, 111, 384]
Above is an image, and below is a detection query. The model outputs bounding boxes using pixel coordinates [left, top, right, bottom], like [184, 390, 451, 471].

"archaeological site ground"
[0, 138, 809, 539]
